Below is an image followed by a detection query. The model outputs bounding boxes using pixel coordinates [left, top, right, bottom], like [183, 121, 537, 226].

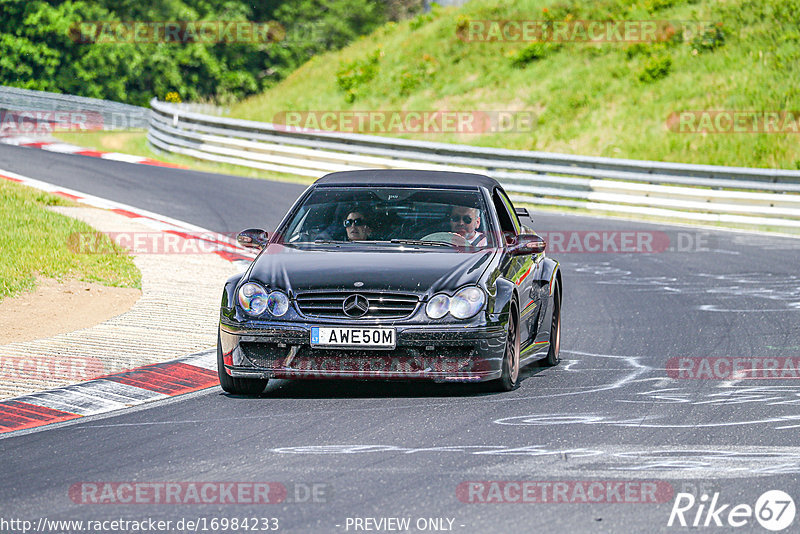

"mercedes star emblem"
[343, 294, 370, 317]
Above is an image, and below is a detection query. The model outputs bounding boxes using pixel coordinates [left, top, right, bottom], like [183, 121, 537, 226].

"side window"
[492, 189, 518, 240]
[497, 189, 522, 234]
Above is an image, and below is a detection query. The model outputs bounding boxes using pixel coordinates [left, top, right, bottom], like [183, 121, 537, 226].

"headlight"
[450, 287, 485, 319]
[238, 282, 268, 316]
[426, 287, 485, 319]
[266, 291, 289, 317]
[426, 294, 450, 319]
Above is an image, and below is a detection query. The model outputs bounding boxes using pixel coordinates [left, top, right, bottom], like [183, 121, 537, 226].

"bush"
[409, 12, 434, 31]
[625, 43, 652, 59]
[638, 54, 672, 82]
[509, 42, 562, 68]
[643, 0, 675, 12]
[397, 53, 439, 96]
[690, 23, 727, 53]
[454, 14, 470, 38]
[336, 49, 382, 102]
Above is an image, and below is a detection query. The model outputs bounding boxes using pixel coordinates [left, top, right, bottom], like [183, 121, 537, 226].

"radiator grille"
[295, 291, 419, 319]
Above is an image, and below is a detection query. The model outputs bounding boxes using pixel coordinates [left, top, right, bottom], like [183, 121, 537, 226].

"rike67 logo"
[668, 490, 796, 531]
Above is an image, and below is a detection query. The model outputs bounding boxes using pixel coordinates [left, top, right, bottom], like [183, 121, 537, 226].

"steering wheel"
[420, 232, 469, 246]
[290, 229, 334, 243]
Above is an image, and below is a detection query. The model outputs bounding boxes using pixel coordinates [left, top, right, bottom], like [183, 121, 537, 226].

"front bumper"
[219, 321, 507, 383]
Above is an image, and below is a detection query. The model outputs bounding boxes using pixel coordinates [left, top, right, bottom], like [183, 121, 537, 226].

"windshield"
[278, 186, 495, 248]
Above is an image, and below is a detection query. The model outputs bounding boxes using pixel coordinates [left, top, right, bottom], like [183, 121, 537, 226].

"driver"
[449, 205, 486, 246]
[344, 208, 374, 241]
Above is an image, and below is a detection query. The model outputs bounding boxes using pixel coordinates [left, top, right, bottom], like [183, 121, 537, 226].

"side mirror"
[509, 234, 546, 255]
[237, 228, 269, 249]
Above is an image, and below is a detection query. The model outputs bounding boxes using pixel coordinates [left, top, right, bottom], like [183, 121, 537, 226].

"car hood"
[248, 244, 496, 296]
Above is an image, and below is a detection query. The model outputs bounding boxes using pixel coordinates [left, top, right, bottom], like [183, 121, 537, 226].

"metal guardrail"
[0, 86, 149, 131]
[147, 97, 800, 228]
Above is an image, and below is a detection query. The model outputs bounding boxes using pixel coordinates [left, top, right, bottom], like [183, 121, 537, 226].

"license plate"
[310, 327, 396, 348]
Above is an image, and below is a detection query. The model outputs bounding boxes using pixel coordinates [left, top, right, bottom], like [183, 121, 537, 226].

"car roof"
[314, 170, 501, 190]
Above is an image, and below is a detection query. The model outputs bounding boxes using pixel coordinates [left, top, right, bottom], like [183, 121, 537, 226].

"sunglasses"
[344, 218, 368, 228]
[450, 215, 474, 224]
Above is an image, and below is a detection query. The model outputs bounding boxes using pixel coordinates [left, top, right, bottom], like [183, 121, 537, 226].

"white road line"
[100, 153, 146, 163]
[41, 143, 85, 154]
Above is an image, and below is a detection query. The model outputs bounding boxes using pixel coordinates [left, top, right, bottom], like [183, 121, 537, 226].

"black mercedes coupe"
[218, 170, 562, 394]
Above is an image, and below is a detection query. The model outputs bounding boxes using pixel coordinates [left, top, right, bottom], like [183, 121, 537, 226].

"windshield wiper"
[389, 239, 455, 247]
[284, 239, 343, 246]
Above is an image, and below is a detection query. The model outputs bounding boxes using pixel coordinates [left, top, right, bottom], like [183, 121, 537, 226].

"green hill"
[228, 0, 800, 169]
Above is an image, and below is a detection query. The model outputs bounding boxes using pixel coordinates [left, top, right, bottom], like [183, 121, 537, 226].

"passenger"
[343, 209, 374, 241]
[449, 205, 487, 246]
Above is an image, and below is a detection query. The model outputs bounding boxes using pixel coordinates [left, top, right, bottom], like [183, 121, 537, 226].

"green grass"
[52, 131, 315, 186]
[0, 180, 142, 300]
[226, 0, 800, 170]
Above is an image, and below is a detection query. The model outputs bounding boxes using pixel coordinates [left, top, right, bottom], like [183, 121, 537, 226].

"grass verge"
[0, 180, 141, 300]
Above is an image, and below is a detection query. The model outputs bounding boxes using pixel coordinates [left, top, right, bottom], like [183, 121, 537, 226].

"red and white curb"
[0, 167, 258, 435]
[0, 134, 185, 168]
[0, 350, 218, 434]
[0, 168, 256, 265]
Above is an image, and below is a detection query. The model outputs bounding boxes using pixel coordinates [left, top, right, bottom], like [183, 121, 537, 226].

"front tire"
[217, 330, 268, 396]
[491, 303, 520, 392]
[544, 281, 561, 366]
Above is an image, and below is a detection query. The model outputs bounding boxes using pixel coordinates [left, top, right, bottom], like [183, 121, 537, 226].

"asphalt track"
[2, 143, 800, 533]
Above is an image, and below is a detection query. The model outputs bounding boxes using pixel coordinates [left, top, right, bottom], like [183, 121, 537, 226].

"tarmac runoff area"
[0, 206, 241, 400]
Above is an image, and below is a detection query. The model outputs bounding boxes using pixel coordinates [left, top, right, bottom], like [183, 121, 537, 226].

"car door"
[491, 188, 539, 349]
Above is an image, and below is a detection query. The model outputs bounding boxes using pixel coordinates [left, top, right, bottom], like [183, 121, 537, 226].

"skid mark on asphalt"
[266, 444, 800, 477]
[618, 383, 800, 407]
[491, 365, 800, 431]
[574, 263, 800, 312]
[495, 413, 800, 429]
